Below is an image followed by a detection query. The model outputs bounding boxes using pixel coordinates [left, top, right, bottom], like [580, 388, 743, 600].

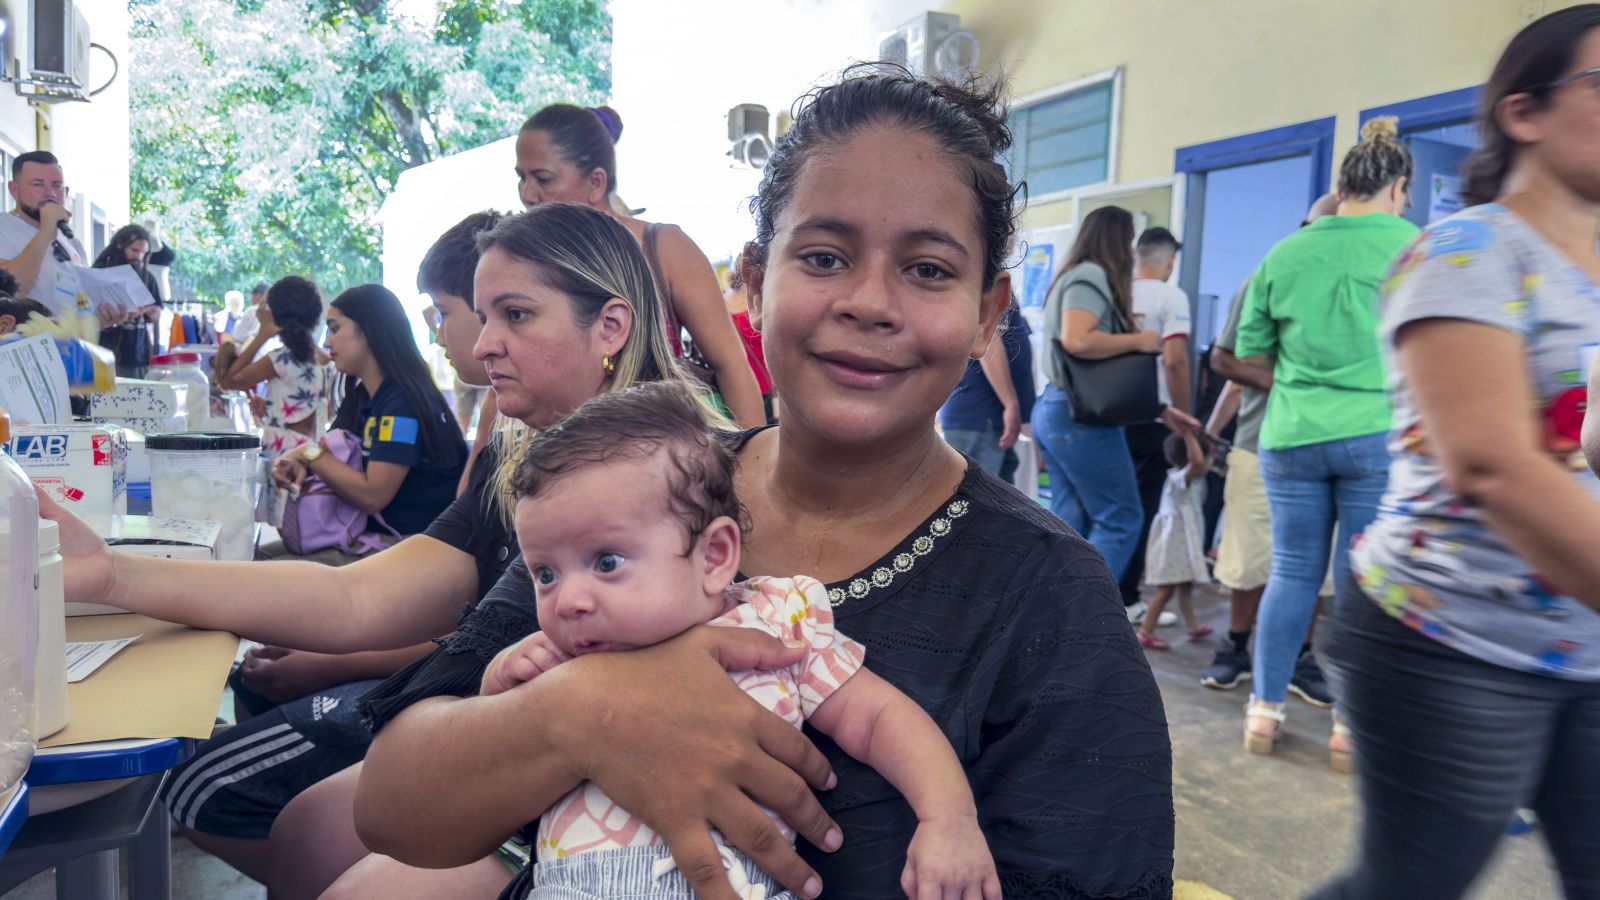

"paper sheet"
[65, 635, 142, 683]
[0, 334, 70, 425]
[74, 264, 157, 314]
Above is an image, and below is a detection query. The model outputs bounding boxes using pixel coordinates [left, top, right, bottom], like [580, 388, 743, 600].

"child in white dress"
[1138, 431, 1214, 650]
[482, 381, 999, 900]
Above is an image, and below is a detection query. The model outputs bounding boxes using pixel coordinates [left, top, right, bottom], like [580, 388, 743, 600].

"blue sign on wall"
[1021, 244, 1054, 309]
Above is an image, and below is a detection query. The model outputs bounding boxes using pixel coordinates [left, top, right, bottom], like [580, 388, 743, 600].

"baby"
[482, 381, 999, 900]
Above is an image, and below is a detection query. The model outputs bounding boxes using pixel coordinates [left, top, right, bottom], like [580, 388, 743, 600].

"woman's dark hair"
[1462, 4, 1600, 205]
[92, 225, 153, 270]
[265, 275, 323, 366]
[522, 105, 624, 196]
[330, 284, 463, 468]
[0, 268, 19, 297]
[747, 64, 1019, 291]
[1338, 117, 1413, 201]
[1061, 206, 1136, 322]
[417, 211, 505, 307]
[0, 296, 48, 325]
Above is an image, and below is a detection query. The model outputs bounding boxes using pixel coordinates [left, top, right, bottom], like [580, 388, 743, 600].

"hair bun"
[1361, 115, 1400, 144]
[588, 106, 624, 144]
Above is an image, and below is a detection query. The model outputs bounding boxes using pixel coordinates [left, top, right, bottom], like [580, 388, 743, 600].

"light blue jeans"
[1252, 432, 1391, 703]
[1030, 385, 1143, 580]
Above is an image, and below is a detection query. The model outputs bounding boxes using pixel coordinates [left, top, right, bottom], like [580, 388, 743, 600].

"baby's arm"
[809, 669, 999, 900]
[480, 631, 571, 696]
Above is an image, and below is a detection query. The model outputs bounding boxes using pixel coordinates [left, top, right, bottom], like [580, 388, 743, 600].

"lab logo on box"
[9, 434, 70, 461]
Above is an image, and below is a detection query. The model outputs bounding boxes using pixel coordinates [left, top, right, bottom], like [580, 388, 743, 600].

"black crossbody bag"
[1052, 279, 1163, 426]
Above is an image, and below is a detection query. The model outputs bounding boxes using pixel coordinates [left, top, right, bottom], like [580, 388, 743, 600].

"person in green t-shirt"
[1233, 116, 1419, 766]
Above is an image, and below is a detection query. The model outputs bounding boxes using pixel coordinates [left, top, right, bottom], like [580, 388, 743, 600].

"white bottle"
[35, 519, 67, 740]
[0, 409, 41, 794]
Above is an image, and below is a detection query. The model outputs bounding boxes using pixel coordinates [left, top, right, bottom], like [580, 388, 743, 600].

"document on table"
[0, 334, 70, 425]
[65, 635, 142, 683]
[74, 264, 157, 314]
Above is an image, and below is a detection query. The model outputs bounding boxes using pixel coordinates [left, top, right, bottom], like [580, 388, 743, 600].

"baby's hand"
[480, 632, 571, 696]
[901, 814, 1000, 900]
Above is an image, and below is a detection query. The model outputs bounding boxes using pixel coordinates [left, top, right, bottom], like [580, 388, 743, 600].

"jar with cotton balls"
[146, 432, 262, 561]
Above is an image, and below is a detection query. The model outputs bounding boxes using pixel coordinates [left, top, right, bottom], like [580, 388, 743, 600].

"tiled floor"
[5, 584, 1561, 899]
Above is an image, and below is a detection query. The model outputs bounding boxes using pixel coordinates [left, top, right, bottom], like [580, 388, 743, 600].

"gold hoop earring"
[602, 355, 614, 374]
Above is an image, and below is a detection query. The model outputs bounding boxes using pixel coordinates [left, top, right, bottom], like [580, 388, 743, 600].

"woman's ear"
[740, 243, 766, 331]
[587, 168, 611, 208]
[596, 297, 634, 360]
[1498, 92, 1547, 147]
[0, 314, 15, 334]
[969, 271, 1012, 359]
[696, 515, 742, 595]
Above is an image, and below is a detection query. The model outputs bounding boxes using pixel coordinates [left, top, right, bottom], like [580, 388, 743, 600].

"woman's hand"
[238, 646, 344, 705]
[272, 452, 310, 492]
[901, 814, 1001, 900]
[1134, 329, 1162, 355]
[256, 303, 280, 338]
[537, 626, 842, 900]
[35, 484, 118, 605]
[1161, 405, 1201, 436]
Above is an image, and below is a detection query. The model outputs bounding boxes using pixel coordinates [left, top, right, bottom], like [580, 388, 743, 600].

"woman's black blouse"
[362, 445, 1176, 899]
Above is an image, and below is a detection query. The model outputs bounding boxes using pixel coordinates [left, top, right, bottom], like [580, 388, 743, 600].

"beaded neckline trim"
[826, 498, 971, 607]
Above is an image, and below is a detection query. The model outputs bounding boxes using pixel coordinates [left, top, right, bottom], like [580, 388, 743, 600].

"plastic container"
[0, 410, 40, 796]
[147, 432, 261, 561]
[34, 519, 66, 740]
[148, 352, 211, 431]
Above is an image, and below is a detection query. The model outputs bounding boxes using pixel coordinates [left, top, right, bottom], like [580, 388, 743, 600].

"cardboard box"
[87, 378, 189, 421]
[90, 415, 187, 436]
[68, 515, 223, 615]
[8, 423, 128, 516]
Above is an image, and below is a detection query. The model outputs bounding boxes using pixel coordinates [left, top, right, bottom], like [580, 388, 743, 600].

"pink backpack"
[279, 429, 399, 556]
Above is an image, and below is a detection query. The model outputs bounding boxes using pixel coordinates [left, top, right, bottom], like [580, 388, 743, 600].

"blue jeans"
[943, 426, 1006, 476]
[1031, 385, 1142, 580]
[1252, 432, 1391, 703]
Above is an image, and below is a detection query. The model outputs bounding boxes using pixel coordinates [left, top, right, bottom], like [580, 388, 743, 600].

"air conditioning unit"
[879, 11, 980, 79]
[23, 0, 91, 102]
[727, 103, 773, 170]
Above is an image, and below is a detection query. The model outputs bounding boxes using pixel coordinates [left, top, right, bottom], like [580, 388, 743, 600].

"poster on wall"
[1021, 244, 1054, 309]
[1429, 173, 1465, 224]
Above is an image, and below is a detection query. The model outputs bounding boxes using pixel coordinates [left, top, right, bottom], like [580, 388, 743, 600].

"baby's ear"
[697, 515, 742, 590]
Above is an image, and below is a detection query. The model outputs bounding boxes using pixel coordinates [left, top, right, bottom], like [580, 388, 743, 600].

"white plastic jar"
[0, 410, 40, 795]
[35, 520, 66, 740]
[147, 432, 262, 561]
[148, 351, 211, 431]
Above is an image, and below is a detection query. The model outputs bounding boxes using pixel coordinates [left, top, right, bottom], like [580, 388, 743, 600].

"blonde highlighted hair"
[1338, 116, 1413, 201]
[476, 203, 726, 526]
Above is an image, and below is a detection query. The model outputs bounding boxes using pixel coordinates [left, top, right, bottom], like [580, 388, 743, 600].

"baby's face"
[514, 455, 731, 658]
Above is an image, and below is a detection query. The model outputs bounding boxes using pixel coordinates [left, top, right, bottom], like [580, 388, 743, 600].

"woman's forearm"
[357, 692, 582, 868]
[714, 357, 766, 429]
[104, 538, 474, 651]
[1065, 329, 1149, 360]
[307, 455, 402, 515]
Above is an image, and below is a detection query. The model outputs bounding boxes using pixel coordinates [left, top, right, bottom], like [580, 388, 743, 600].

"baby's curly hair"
[510, 381, 743, 554]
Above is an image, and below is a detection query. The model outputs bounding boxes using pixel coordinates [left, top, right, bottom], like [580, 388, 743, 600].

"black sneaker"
[1201, 644, 1251, 690]
[1289, 651, 1335, 708]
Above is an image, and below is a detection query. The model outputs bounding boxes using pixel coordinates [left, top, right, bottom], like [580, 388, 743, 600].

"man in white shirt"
[1121, 226, 1195, 620]
[0, 151, 90, 316]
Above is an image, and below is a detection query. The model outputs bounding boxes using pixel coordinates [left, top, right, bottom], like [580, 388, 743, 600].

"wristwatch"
[302, 444, 325, 463]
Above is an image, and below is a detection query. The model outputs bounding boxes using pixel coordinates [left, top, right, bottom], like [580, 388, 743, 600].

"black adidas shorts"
[162, 673, 383, 839]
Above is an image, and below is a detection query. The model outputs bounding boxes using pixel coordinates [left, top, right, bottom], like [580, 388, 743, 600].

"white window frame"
[1012, 66, 1123, 209]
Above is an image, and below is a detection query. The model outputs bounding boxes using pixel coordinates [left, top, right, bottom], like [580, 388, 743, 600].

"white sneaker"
[1127, 602, 1178, 628]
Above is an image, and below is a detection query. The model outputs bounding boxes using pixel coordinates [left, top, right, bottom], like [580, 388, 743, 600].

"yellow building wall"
[939, 0, 1582, 225]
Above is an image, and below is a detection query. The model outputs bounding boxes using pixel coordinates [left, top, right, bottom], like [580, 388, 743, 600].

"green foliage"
[130, 0, 611, 302]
